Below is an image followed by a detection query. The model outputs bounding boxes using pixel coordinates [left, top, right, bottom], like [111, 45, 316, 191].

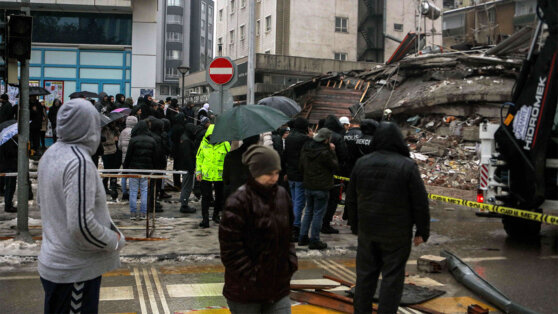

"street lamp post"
[177, 65, 190, 108]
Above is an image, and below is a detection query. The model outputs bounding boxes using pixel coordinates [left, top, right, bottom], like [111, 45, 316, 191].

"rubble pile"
[400, 114, 483, 190]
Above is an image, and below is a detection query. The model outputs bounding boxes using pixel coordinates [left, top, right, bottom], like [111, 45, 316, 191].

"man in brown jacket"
[219, 145, 297, 313]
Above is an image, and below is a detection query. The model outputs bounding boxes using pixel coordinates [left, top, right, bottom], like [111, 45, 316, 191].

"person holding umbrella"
[196, 124, 230, 228]
[48, 99, 62, 143]
[0, 123, 18, 213]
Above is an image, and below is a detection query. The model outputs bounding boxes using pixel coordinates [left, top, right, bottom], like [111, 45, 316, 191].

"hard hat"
[339, 116, 350, 125]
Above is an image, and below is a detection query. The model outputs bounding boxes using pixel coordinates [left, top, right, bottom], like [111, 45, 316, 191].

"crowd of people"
[1, 91, 431, 313]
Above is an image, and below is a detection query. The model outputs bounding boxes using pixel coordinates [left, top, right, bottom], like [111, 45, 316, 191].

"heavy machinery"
[477, 0, 557, 238]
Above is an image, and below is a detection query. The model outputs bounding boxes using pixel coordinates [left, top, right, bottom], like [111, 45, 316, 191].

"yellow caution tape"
[332, 175, 558, 225]
[428, 194, 558, 226]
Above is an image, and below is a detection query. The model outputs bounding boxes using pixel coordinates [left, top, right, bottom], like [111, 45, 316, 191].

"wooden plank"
[323, 275, 355, 287]
[354, 80, 361, 90]
[290, 291, 354, 313]
[339, 80, 344, 88]
[409, 304, 445, 314]
[314, 290, 354, 304]
[326, 80, 331, 87]
[291, 284, 340, 290]
[360, 82, 371, 102]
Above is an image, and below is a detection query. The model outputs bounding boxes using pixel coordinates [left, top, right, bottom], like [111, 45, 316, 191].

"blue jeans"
[129, 178, 148, 214]
[300, 189, 329, 242]
[121, 178, 128, 195]
[227, 295, 291, 314]
[288, 180, 306, 228]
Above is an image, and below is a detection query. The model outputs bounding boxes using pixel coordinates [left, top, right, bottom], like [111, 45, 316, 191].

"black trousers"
[40, 131, 46, 148]
[30, 130, 41, 151]
[4, 177, 16, 209]
[102, 153, 121, 192]
[354, 240, 411, 314]
[41, 276, 102, 314]
[323, 182, 341, 227]
[200, 180, 224, 222]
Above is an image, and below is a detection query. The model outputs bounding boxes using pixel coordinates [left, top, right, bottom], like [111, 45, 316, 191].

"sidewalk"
[0, 187, 358, 260]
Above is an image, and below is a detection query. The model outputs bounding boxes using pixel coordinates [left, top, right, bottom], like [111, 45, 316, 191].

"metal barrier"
[1, 169, 189, 239]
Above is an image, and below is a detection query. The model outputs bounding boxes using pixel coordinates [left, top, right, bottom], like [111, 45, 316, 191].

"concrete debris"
[417, 255, 447, 273]
[403, 114, 482, 191]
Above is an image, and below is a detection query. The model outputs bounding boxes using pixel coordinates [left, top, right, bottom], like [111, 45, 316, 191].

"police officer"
[344, 119, 363, 175]
[355, 119, 379, 157]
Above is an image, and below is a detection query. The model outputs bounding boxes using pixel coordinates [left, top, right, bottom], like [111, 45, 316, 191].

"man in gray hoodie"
[38, 98, 126, 314]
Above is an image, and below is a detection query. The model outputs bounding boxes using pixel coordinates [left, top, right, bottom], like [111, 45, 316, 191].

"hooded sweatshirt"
[119, 116, 138, 163]
[38, 98, 125, 283]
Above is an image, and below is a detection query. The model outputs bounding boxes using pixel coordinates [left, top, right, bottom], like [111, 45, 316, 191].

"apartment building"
[215, 0, 359, 61]
[443, 0, 538, 48]
[156, 0, 214, 98]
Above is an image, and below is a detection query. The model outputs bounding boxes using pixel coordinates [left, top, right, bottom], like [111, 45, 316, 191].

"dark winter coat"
[323, 115, 349, 172]
[183, 106, 195, 124]
[345, 122, 430, 243]
[30, 100, 45, 131]
[123, 120, 158, 171]
[222, 140, 258, 199]
[219, 179, 297, 304]
[115, 93, 127, 109]
[0, 101, 14, 123]
[149, 118, 168, 170]
[344, 126, 363, 175]
[47, 100, 62, 129]
[283, 129, 310, 182]
[355, 119, 379, 157]
[0, 132, 18, 172]
[174, 126, 196, 172]
[299, 140, 338, 191]
[170, 113, 186, 154]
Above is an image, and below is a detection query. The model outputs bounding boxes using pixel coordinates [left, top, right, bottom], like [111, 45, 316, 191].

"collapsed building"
[273, 45, 529, 191]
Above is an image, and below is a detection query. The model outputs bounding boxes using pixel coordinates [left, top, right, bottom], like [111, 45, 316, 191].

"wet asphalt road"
[0, 198, 557, 313]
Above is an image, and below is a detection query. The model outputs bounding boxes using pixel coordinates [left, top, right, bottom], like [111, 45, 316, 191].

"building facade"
[156, 0, 214, 99]
[442, 0, 537, 48]
[215, 0, 359, 61]
[0, 0, 158, 102]
[357, 0, 443, 63]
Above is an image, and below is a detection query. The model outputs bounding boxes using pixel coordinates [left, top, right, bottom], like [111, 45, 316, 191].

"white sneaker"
[139, 213, 147, 220]
[130, 213, 137, 220]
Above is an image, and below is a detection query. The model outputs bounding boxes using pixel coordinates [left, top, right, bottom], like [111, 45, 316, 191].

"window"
[167, 14, 183, 25]
[334, 53, 347, 61]
[230, 0, 235, 13]
[240, 24, 245, 40]
[167, 0, 182, 6]
[335, 17, 348, 33]
[256, 20, 260, 36]
[31, 11, 132, 45]
[488, 9, 495, 23]
[202, 2, 206, 16]
[229, 30, 235, 43]
[201, 21, 205, 31]
[394, 23, 403, 32]
[209, 6, 214, 19]
[241, 0, 246, 8]
[166, 49, 181, 60]
[166, 67, 179, 77]
[201, 36, 206, 48]
[265, 15, 272, 32]
[219, 9, 223, 21]
[160, 85, 170, 95]
[167, 32, 182, 42]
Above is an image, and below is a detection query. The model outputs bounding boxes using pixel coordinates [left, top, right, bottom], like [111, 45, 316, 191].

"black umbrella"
[10, 85, 51, 96]
[100, 111, 127, 127]
[257, 96, 301, 118]
[69, 91, 99, 99]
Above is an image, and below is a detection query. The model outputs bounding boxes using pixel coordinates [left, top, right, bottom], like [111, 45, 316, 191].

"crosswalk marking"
[151, 267, 170, 314]
[142, 267, 160, 314]
[323, 259, 357, 278]
[313, 259, 355, 283]
[99, 286, 134, 301]
[133, 267, 147, 314]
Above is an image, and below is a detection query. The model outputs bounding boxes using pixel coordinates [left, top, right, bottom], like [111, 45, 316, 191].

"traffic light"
[7, 15, 32, 61]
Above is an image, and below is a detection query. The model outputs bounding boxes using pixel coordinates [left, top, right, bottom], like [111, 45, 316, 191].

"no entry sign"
[209, 57, 234, 85]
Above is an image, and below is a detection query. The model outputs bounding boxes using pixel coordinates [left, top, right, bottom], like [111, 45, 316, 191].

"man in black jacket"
[322, 115, 349, 234]
[123, 120, 159, 219]
[298, 128, 338, 250]
[176, 126, 197, 213]
[355, 119, 379, 157]
[284, 117, 311, 242]
[0, 132, 18, 212]
[149, 118, 169, 206]
[222, 135, 260, 199]
[344, 119, 363, 175]
[346, 122, 430, 314]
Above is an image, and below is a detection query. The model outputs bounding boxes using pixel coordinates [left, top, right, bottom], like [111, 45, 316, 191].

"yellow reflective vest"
[195, 124, 231, 181]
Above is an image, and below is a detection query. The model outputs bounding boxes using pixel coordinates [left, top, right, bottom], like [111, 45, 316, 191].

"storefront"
[28, 48, 132, 103]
